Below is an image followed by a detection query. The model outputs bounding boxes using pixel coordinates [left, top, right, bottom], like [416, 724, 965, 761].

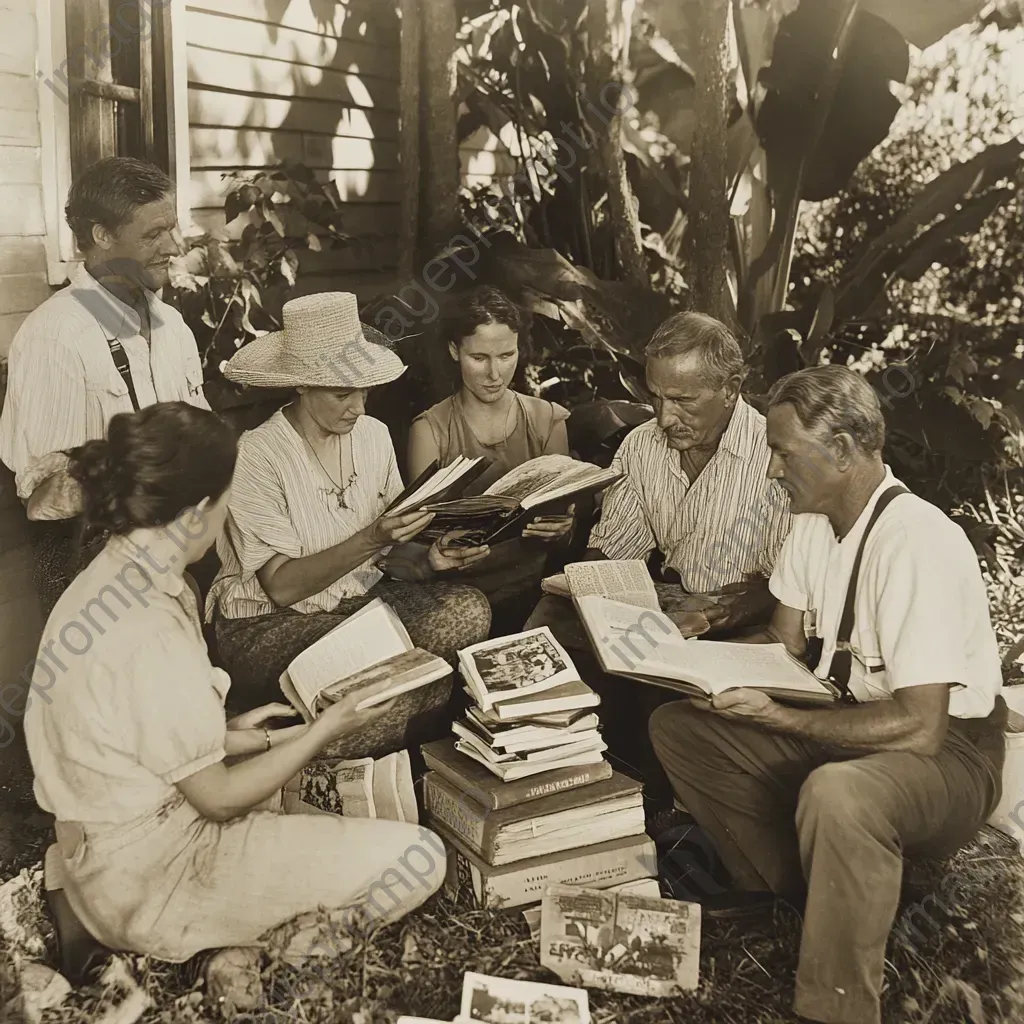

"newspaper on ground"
[539, 884, 700, 996]
[460, 971, 590, 1024]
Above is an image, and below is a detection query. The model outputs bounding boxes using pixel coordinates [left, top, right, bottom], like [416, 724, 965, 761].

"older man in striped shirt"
[527, 312, 791, 809]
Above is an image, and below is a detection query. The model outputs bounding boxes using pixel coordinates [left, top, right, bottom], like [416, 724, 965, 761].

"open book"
[279, 598, 452, 722]
[383, 455, 490, 516]
[575, 594, 839, 705]
[544, 559, 660, 609]
[417, 454, 621, 546]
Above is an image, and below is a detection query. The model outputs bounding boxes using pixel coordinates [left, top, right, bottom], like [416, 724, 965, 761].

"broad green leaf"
[860, 0, 986, 49]
[894, 187, 1017, 282]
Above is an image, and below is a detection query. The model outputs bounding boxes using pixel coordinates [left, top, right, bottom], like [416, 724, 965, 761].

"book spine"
[454, 838, 659, 910]
[422, 776, 490, 855]
[422, 753, 498, 810]
[494, 763, 612, 807]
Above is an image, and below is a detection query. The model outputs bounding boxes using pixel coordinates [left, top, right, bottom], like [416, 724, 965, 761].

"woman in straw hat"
[207, 292, 492, 728]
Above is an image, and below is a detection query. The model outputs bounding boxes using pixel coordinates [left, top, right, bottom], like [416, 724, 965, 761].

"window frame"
[36, 0, 192, 285]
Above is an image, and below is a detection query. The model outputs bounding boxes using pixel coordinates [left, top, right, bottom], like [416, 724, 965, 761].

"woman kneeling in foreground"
[24, 402, 446, 993]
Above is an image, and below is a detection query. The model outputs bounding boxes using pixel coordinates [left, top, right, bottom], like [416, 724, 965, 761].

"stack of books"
[421, 628, 657, 909]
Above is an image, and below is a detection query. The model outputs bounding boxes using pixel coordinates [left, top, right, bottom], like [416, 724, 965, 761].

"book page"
[389, 455, 485, 514]
[286, 599, 412, 707]
[483, 454, 582, 501]
[575, 595, 683, 675]
[521, 465, 618, 510]
[565, 560, 659, 610]
[666, 641, 833, 695]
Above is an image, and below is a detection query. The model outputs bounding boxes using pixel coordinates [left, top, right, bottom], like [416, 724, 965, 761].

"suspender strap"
[828, 484, 911, 702]
[104, 337, 140, 411]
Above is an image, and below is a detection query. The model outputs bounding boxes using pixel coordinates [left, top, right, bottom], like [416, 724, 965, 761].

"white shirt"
[0, 263, 209, 500]
[24, 536, 230, 825]
[588, 398, 792, 591]
[208, 411, 404, 619]
[769, 468, 1001, 718]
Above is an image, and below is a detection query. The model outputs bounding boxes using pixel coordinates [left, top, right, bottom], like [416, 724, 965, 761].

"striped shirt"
[588, 397, 792, 592]
[208, 410, 403, 620]
[0, 263, 209, 501]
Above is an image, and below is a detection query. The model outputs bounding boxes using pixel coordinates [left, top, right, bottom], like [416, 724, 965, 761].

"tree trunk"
[398, 0, 421, 281]
[586, 0, 649, 289]
[419, 0, 461, 261]
[686, 0, 731, 321]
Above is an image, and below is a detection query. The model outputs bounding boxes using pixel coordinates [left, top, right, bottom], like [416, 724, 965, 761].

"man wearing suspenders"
[650, 366, 1006, 1024]
[0, 157, 210, 616]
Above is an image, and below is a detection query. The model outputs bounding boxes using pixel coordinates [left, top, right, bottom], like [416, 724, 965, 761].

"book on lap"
[575, 594, 840, 706]
[279, 598, 452, 723]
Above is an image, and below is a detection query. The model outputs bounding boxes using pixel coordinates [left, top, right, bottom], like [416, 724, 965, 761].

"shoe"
[204, 947, 264, 1014]
[646, 805, 696, 844]
[45, 888, 112, 987]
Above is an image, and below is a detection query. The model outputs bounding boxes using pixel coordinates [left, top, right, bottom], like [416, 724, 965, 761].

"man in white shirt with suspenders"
[650, 365, 1006, 1024]
[0, 157, 209, 616]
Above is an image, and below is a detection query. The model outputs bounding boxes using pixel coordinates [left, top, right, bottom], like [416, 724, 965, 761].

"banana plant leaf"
[757, 2, 909, 203]
[860, 0, 986, 49]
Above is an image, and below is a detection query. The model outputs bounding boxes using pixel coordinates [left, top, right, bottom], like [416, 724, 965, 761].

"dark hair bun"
[68, 402, 237, 545]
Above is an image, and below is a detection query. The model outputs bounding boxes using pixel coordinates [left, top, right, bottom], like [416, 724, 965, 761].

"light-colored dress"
[23, 536, 444, 962]
[208, 408, 490, 711]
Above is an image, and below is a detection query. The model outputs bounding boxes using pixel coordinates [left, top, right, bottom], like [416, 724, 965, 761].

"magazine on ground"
[575, 594, 839, 706]
[417, 454, 620, 547]
[540, 885, 701, 996]
[333, 751, 418, 822]
[522, 878, 662, 938]
[460, 971, 590, 1024]
[279, 599, 452, 723]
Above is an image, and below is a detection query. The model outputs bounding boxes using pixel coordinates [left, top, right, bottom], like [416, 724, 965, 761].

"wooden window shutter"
[65, 0, 157, 177]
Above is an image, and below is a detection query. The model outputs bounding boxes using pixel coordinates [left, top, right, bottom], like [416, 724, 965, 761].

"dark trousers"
[30, 519, 80, 620]
[649, 698, 1007, 1024]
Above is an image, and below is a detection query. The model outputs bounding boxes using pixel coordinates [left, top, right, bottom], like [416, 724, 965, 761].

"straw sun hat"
[222, 292, 406, 390]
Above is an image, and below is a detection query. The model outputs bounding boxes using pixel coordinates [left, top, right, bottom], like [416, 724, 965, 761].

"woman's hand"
[316, 691, 400, 743]
[368, 509, 435, 547]
[427, 530, 491, 572]
[522, 506, 575, 542]
[227, 703, 299, 732]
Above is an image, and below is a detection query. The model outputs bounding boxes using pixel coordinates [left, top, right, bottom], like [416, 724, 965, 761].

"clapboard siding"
[0, 0, 46, 721]
[186, 0, 401, 297]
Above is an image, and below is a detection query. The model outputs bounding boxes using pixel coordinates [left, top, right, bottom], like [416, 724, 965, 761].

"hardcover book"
[420, 738, 614, 811]
[279, 599, 453, 722]
[575, 594, 839, 706]
[441, 831, 658, 910]
[417, 454, 621, 547]
[423, 770, 644, 865]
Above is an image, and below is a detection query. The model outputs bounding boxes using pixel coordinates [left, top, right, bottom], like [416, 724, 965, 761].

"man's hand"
[227, 703, 299, 731]
[428, 530, 491, 572]
[368, 509, 435, 547]
[692, 688, 778, 723]
[522, 505, 575, 542]
[700, 579, 776, 633]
